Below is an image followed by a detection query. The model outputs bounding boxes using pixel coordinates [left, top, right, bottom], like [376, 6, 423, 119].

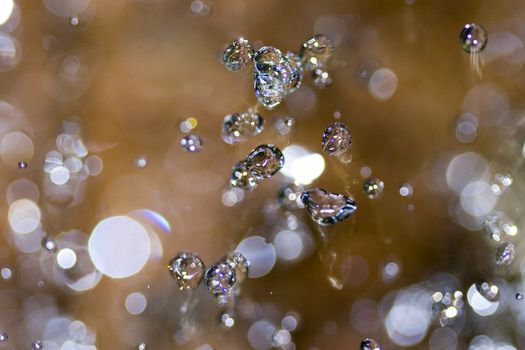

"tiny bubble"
[18, 161, 28, 169]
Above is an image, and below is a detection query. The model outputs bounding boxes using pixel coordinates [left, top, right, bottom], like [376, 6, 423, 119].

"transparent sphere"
[180, 134, 203, 152]
[168, 252, 205, 290]
[300, 33, 333, 71]
[495, 241, 515, 265]
[460, 23, 488, 53]
[205, 261, 236, 298]
[222, 37, 254, 71]
[364, 177, 384, 199]
[360, 338, 382, 350]
[225, 251, 250, 283]
[222, 111, 264, 144]
[312, 67, 333, 89]
[229, 161, 259, 192]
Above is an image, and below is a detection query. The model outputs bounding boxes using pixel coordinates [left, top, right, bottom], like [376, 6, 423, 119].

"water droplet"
[460, 23, 488, 53]
[360, 338, 382, 350]
[312, 68, 333, 89]
[1, 267, 12, 280]
[18, 160, 27, 169]
[301, 188, 357, 225]
[475, 282, 499, 301]
[222, 38, 254, 72]
[222, 111, 264, 144]
[253, 47, 297, 109]
[484, 211, 517, 242]
[274, 116, 295, 135]
[180, 134, 203, 152]
[168, 252, 205, 290]
[399, 183, 413, 197]
[229, 161, 259, 192]
[70, 17, 79, 26]
[225, 251, 250, 283]
[278, 184, 305, 210]
[41, 236, 58, 253]
[364, 177, 384, 199]
[205, 261, 236, 299]
[284, 51, 303, 93]
[0, 332, 7, 342]
[300, 34, 334, 71]
[321, 122, 351, 156]
[135, 156, 148, 168]
[32, 340, 43, 350]
[516, 293, 523, 301]
[495, 241, 515, 265]
[245, 144, 285, 179]
[490, 173, 513, 195]
[137, 343, 146, 350]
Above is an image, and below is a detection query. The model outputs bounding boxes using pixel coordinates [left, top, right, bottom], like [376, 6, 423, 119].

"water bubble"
[321, 122, 351, 156]
[312, 68, 333, 89]
[300, 34, 333, 71]
[399, 183, 413, 197]
[32, 340, 43, 350]
[0, 332, 7, 342]
[70, 17, 79, 25]
[460, 23, 488, 53]
[360, 338, 382, 350]
[274, 116, 295, 135]
[484, 211, 517, 242]
[475, 282, 499, 301]
[222, 111, 264, 144]
[225, 251, 250, 283]
[301, 188, 357, 225]
[278, 184, 305, 210]
[229, 161, 259, 192]
[245, 144, 285, 179]
[205, 261, 236, 300]
[18, 160, 27, 169]
[364, 177, 384, 199]
[495, 241, 515, 265]
[222, 38, 254, 72]
[284, 51, 303, 93]
[490, 173, 513, 195]
[516, 293, 523, 301]
[254, 72, 286, 109]
[41, 236, 58, 253]
[272, 329, 291, 346]
[167, 252, 205, 290]
[180, 134, 203, 152]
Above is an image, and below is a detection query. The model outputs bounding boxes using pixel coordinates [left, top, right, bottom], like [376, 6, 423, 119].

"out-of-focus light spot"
[0, 33, 20, 71]
[247, 320, 276, 350]
[467, 283, 499, 316]
[1, 267, 12, 279]
[43, 0, 90, 17]
[57, 248, 77, 269]
[399, 183, 413, 197]
[369, 68, 398, 101]
[382, 261, 401, 282]
[446, 152, 488, 194]
[314, 16, 346, 46]
[88, 216, 151, 279]
[360, 166, 371, 178]
[281, 145, 324, 185]
[274, 230, 303, 261]
[281, 314, 298, 332]
[429, 327, 457, 350]
[50, 166, 71, 185]
[135, 156, 148, 168]
[180, 117, 198, 133]
[7, 178, 39, 204]
[455, 112, 478, 144]
[236, 236, 276, 278]
[482, 32, 525, 77]
[1, 131, 33, 167]
[285, 85, 317, 117]
[460, 181, 497, 217]
[125, 292, 147, 315]
[8, 199, 41, 234]
[462, 84, 509, 126]
[85, 155, 103, 176]
[0, 0, 14, 26]
[385, 287, 432, 346]
[350, 299, 380, 333]
[128, 209, 171, 234]
[221, 187, 244, 207]
[64, 156, 83, 173]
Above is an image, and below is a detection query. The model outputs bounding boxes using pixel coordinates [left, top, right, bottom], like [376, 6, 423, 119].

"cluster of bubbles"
[168, 251, 250, 305]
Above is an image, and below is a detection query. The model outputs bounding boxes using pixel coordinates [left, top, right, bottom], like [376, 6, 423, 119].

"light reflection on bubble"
[281, 145, 325, 185]
[369, 68, 398, 101]
[460, 181, 497, 217]
[8, 199, 41, 234]
[88, 216, 151, 279]
[236, 236, 276, 278]
[384, 286, 432, 347]
[467, 283, 499, 316]
[1, 131, 34, 167]
[125, 292, 147, 315]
